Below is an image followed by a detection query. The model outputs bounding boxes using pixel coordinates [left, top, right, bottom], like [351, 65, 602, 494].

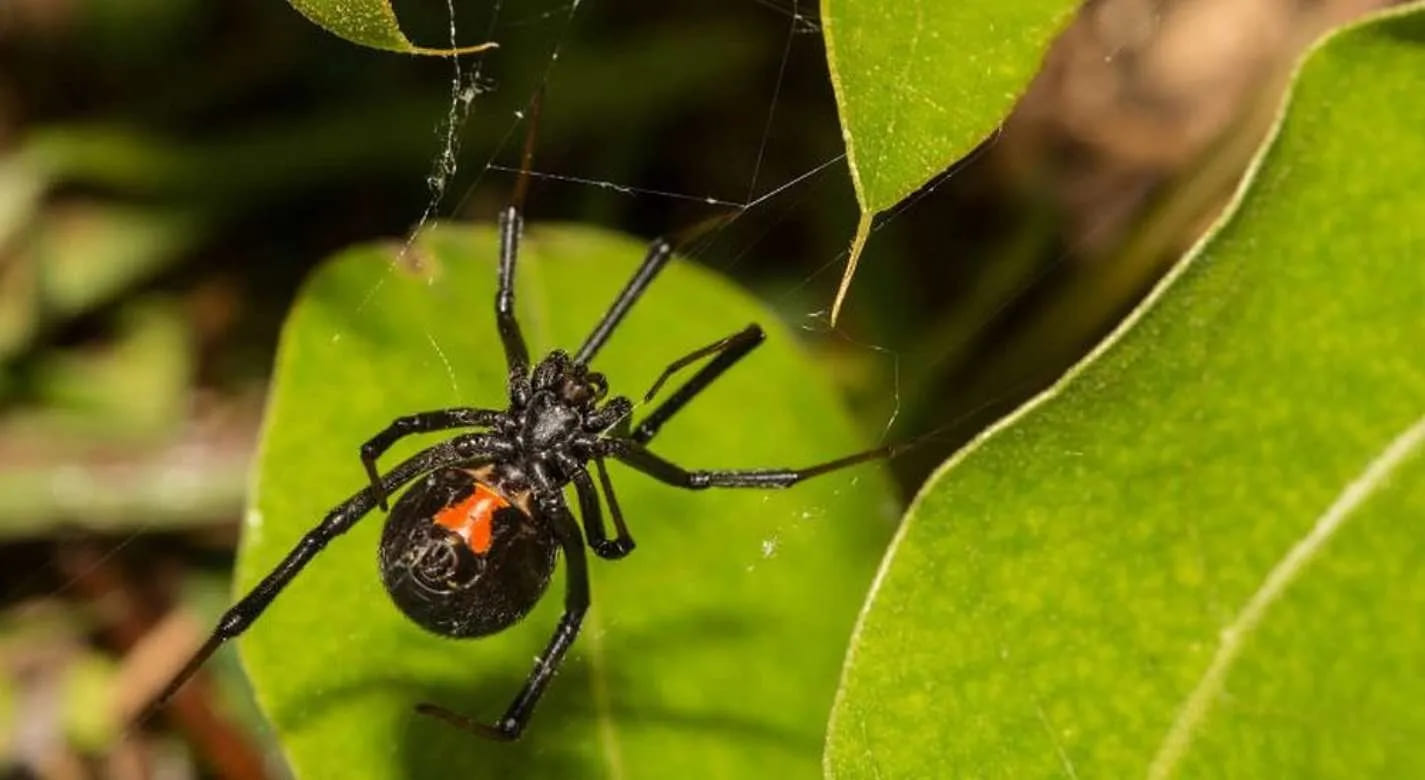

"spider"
[139, 195, 898, 742]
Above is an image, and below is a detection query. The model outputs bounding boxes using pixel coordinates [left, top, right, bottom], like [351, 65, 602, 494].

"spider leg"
[495, 205, 531, 375]
[564, 455, 634, 560]
[593, 458, 634, 554]
[573, 238, 674, 367]
[136, 433, 508, 726]
[627, 323, 764, 444]
[639, 324, 763, 404]
[606, 438, 903, 489]
[493, 90, 550, 380]
[416, 484, 590, 741]
[360, 408, 502, 510]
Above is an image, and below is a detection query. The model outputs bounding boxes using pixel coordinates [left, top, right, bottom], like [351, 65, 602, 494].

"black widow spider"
[139, 170, 903, 745]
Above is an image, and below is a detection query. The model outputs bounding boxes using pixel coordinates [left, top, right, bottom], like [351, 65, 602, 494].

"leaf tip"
[829, 212, 873, 325]
[405, 41, 500, 57]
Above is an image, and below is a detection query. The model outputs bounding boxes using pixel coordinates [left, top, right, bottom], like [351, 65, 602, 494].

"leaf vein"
[1034, 701, 1080, 780]
[585, 619, 625, 779]
[1147, 413, 1425, 778]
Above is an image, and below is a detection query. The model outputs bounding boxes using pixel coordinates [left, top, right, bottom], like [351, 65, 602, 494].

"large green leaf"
[819, 0, 1075, 318]
[240, 224, 896, 777]
[827, 5, 1425, 776]
[285, 0, 496, 55]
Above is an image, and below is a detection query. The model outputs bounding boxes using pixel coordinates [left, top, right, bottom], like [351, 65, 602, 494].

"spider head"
[379, 468, 557, 638]
[528, 349, 606, 410]
[559, 370, 607, 408]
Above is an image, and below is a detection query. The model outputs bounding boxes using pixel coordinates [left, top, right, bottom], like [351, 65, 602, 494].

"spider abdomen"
[378, 468, 556, 639]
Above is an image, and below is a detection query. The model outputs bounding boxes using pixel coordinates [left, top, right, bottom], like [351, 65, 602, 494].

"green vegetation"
[828, 7, 1425, 775]
[286, 0, 497, 54]
[243, 225, 895, 777]
[3, 0, 1420, 775]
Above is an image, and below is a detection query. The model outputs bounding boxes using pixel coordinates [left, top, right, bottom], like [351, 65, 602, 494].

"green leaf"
[819, 0, 1075, 318]
[241, 224, 897, 777]
[827, 5, 1425, 776]
[285, 0, 497, 55]
[822, 0, 1073, 213]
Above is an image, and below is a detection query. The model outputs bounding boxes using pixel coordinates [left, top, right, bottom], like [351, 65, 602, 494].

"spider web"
[450, 0, 900, 550]
[27, 0, 896, 647]
[374, 0, 1085, 455]
[13, 5, 1160, 774]
[359, 0, 1126, 527]
[353, 0, 911, 452]
[319, 6, 915, 766]
[345, 0, 1068, 567]
[34, 0, 1052, 615]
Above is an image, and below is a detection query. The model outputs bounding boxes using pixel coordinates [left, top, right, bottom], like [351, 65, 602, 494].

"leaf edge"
[820, 0, 1425, 772]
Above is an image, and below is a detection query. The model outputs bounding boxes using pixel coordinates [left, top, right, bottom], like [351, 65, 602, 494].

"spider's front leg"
[416, 481, 590, 741]
[495, 205, 531, 375]
[573, 238, 673, 367]
[359, 408, 502, 510]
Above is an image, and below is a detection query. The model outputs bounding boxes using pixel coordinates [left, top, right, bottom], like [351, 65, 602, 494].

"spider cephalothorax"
[376, 351, 632, 639]
[141, 196, 900, 741]
[505, 350, 630, 472]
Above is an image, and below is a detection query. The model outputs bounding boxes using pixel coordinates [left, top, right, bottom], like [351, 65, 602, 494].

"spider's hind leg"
[138, 434, 504, 727]
[416, 485, 591, 740]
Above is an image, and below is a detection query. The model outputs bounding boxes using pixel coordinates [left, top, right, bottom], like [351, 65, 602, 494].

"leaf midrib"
[1147, 414, 1425, 777]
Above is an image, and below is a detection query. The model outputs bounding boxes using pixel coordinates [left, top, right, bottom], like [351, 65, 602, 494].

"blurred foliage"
[0, 0, 1405, 775]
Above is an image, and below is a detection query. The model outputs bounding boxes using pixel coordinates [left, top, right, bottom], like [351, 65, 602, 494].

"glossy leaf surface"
[828, 7, 1425, 776]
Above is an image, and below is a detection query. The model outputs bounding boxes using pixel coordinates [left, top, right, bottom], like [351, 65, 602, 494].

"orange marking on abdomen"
[433, 484, 508, 555]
